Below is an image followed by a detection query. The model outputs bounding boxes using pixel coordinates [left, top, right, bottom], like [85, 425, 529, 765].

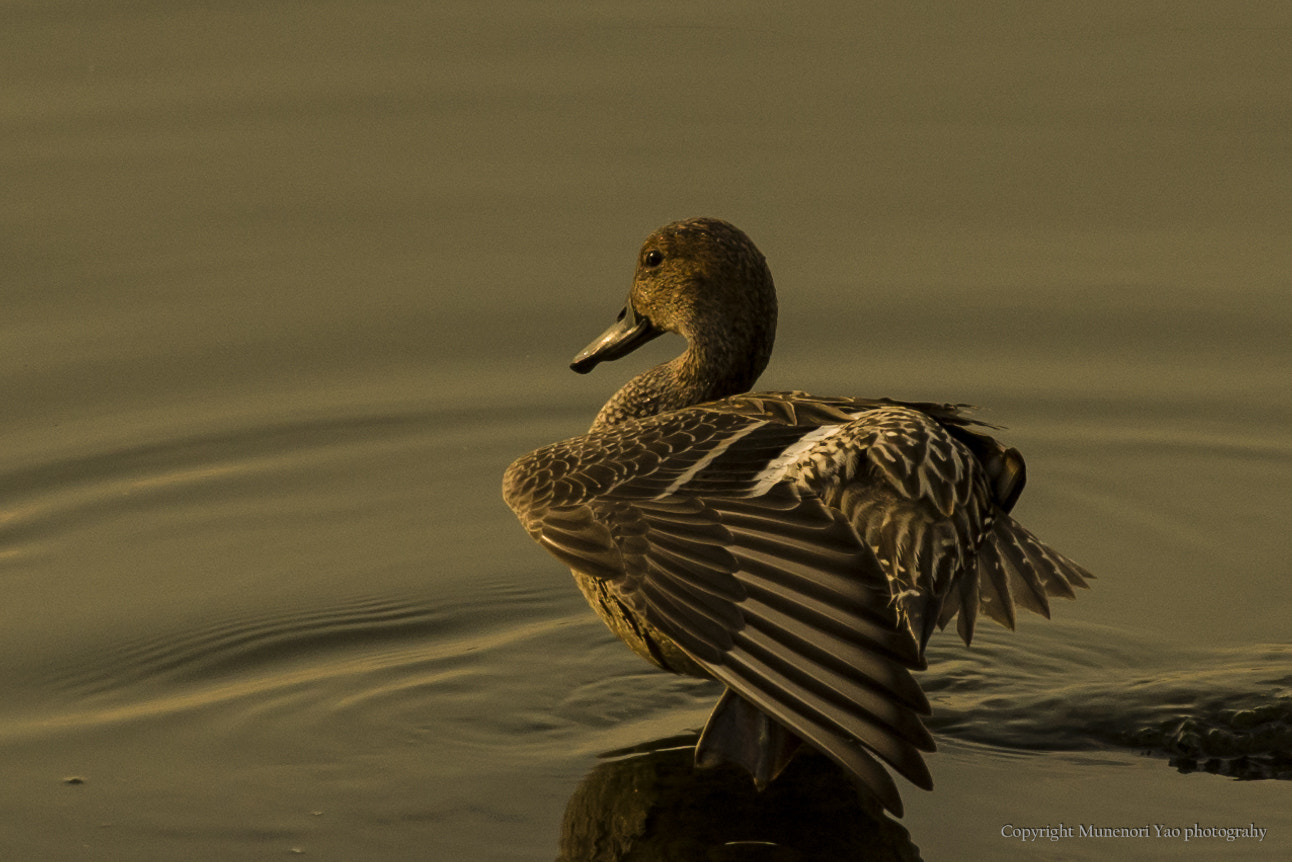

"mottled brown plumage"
[502, 217, 1093, 816]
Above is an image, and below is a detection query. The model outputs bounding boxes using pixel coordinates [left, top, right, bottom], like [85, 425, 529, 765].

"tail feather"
[696, 688, 802, 788]
[939, 513, 1093, 646]
[975, 541, 1018, 630]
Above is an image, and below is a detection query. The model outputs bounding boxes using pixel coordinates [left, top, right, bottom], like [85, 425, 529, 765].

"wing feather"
[638, 580, 732, 663]
[645, 542, 742, 600]
[613, 492, 934, 813]
[716, 647, 928, 816]
[641, 561, 745, 631]
[504, 393, 1093, 816]
[737, 594, 929, 711]
[736, 572, 920, 666]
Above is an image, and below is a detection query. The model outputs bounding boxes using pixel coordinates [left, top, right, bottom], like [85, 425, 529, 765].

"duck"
[502, 217, 1093, 816]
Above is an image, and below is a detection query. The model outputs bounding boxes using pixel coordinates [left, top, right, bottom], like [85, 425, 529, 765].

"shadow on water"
[557, 734, 921, 862]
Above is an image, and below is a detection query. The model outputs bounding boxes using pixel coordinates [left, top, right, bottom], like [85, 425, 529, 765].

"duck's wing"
[503, 408, 933, 815]
[837, 405, 1095, 645]
[745, 397, 1092, 649]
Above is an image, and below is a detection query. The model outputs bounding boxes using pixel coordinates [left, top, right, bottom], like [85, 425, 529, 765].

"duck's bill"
[570, 301, 662, 373]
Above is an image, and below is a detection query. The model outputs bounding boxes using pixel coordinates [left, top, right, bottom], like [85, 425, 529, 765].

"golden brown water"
[3, 3, 1290, 859]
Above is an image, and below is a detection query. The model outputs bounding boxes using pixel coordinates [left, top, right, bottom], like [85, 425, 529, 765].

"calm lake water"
[4, 2, 1290, 859]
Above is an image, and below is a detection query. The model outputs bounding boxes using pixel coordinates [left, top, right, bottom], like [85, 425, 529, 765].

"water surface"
[3, 2, 1290, 859]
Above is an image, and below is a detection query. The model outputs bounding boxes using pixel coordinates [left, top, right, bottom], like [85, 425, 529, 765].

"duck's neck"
[589, 327, 774, 431]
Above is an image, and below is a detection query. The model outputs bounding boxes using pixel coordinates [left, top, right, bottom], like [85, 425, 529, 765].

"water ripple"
[2, 581, 576, 740]
[922, 622, 1292, 780]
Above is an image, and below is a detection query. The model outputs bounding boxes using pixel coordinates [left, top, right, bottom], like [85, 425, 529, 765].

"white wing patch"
[656, 420, 770, 498]
[747, 424, 848, 497]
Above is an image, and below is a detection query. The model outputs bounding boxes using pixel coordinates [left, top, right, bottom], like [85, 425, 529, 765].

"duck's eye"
[643, 249, 664, 268]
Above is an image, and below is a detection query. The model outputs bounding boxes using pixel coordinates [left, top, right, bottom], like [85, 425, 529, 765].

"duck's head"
[570, 218, 778, 386]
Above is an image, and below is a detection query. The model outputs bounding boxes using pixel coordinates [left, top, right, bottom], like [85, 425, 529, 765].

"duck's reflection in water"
[557, 734, 922, 862]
